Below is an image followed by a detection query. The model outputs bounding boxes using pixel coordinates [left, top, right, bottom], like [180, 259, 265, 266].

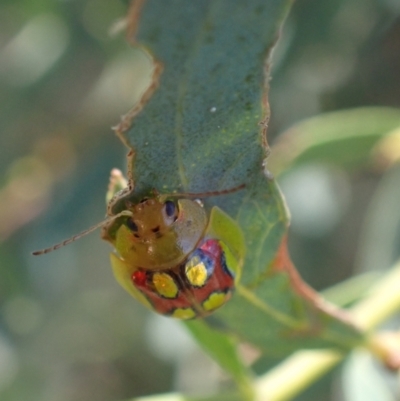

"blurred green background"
[0, 0, 400, 400]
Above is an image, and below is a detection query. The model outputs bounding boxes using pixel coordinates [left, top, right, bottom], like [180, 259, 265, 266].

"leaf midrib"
[174, 2, 216, 190]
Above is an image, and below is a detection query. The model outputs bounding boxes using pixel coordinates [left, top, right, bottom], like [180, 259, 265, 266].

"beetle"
[33, 154, 245, 319]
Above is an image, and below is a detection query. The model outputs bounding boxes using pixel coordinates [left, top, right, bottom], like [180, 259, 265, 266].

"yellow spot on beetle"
[203, 292, 229, 312]
[153, 272, 178, 298]
[171, 308, 196, 319]
[185, 256, 208, 287]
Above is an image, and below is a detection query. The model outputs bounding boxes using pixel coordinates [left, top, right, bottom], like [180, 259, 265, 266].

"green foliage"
[269, 107, 400, 174]
[116, 1, 400, 401]
[2, 1, 400, 401]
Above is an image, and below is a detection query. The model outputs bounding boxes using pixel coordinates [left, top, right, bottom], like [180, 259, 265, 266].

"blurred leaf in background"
[0, 1, 173, 400]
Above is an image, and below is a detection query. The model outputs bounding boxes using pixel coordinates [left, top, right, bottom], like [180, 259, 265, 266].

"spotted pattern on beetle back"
[130, 239, 236, 319]
[152, 272, 179, 298]
[171, 307, 196, 319]
[185, 255, 209, 287]
[202, 292, 231, 312]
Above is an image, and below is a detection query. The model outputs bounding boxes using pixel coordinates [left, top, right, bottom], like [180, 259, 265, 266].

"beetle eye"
[126, 219, 138, 232]
[164, 201, 176, 217]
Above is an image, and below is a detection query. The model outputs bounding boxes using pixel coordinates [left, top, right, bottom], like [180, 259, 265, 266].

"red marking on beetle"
[199, 239, 220, 257]
[132, 270, 147, 287]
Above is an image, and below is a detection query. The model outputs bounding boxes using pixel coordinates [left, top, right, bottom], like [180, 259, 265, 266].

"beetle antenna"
[163, 183, 245, 199]
[32, 210, 133, 255]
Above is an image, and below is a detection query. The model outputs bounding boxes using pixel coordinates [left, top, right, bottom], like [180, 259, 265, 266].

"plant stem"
[254, 350, 342, 401]
[254, 259, 400, 400]
[350, 260, 400, 331]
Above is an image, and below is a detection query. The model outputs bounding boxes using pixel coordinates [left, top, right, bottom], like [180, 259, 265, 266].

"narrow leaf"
[112, 0, 365, 377]
[268, 107, 400, 175]
[185, 320, 254, 401]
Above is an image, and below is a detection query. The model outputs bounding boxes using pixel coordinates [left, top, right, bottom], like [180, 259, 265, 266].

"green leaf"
[114, 0, 286, 197]
[213, 239, 362, 356]
[185, 320, 254, 401]
[268, 107, 400, 175]
[112, 0, 364, 382]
